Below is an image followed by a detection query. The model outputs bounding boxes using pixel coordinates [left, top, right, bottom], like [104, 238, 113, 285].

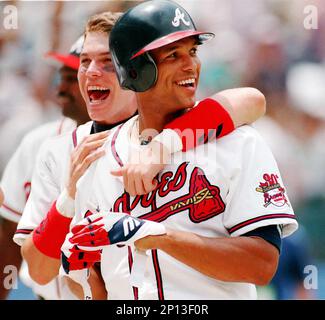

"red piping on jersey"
[2, 204, 22, 217]
[111, 122, 164, 299]
[112, 124, 137, 299]
[111, 124, 125, 167]
[15, 228, 33, 235]
[127, 246, 138, 300]
[152, 249, 164, 300]
[24, 182, 31, 202]
[72, 128, 78, 148]
[57, 118, 65, 135]
[227, 213, 297, 234]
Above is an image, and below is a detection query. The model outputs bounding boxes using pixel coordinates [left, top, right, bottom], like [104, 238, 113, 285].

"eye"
[64, 75, 77, 83]
[190, 47, 198, 56]
[165, 52, 177, 60]
[101, 58, 115, 72]
[80, 58, 90, 66]
[102, 58, 111, 63]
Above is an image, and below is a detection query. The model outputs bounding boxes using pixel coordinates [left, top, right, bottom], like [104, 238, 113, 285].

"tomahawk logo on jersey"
[112, 162, 225, 223]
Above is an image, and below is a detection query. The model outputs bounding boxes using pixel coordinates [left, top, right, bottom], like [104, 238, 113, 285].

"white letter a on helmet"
[172, 8, 190, 27]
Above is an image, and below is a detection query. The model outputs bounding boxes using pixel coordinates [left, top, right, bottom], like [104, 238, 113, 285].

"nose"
[57, 80, 67, 93]
[181, 54, 198, 72]
[57, 78, 69, 96]
[86, 60, 102, 78]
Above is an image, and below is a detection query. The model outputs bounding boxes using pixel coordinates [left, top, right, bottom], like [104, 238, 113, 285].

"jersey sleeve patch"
[256, 173, 289, 208]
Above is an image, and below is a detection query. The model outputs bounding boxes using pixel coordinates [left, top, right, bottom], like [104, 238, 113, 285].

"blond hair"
[85, 11, 123, 37]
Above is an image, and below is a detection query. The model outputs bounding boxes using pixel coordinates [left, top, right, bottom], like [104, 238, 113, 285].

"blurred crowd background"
[1, 0, 324, 300]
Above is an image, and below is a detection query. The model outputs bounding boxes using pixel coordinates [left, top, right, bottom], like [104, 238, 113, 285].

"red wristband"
[32, 201, 72, 259]
[164, 98, 235, 151]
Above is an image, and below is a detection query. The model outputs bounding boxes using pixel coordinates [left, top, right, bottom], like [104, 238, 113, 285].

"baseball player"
[68, 0, 298, 300]
[16, 11, 266, 299]
[0, 36, 89, 300]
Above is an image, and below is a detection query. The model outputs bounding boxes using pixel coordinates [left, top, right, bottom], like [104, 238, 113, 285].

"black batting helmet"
[109, 0, 214, 92]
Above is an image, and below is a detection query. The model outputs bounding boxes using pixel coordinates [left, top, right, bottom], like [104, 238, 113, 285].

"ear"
[123, 53, 158, 92]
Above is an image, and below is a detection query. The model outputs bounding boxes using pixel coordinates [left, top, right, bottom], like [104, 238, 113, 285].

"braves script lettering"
[113, 162, 225, 223]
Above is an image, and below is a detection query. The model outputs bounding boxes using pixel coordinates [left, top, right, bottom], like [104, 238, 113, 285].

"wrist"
[152, 129, 182, 155]
[32, 201, 73, 259]
[135, 232, 169, 251]
[56, 188, 75, 218]
[66, 184, 76, 200]
[149, 140, 171, 165]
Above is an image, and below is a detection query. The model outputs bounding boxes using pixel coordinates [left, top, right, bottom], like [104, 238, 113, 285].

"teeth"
[177, 78, 195, 86]
[88, 85, 110, 91]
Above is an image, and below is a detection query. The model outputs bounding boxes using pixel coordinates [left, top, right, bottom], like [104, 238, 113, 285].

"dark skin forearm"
[135, 229, 279, 286]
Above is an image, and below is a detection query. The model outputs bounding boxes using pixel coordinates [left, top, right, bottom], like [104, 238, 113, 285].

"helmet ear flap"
[117, 53, 158, 92]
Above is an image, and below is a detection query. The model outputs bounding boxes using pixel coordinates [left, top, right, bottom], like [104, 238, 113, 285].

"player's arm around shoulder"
[210, 87, 266, 127]
[111, 88, 266, 196]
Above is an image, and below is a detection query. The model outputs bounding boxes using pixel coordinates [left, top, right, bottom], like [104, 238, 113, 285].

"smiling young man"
[78, 31, 137, 130]
[68, 1, 298, 300]
[17, 9, 267, 300]
[16, 12, 136, 297]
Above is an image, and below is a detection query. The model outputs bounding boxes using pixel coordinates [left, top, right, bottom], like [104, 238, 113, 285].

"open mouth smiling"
[176, 78, 195, 88]
[87, 85, 111, 103]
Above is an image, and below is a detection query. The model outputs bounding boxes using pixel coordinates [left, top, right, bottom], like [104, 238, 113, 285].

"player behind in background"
[67, 0, 298, 300]
[0, 36, 89, 300]
[17, 10, 266, 299]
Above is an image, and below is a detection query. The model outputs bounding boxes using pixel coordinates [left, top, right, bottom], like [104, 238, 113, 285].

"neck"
[97, 96, 138, 126]
[138, 109, 165, 135]
[136, 96, 186, 140]
[136, 92, 188, 138]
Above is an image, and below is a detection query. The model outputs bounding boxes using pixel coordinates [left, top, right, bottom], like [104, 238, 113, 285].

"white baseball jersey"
[12, 120, 92, 300]
[75, 115, 298, 300]
[0, 118, 75, 300]
[0, 118, 75, 223]
[13, 121, 92, 246]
